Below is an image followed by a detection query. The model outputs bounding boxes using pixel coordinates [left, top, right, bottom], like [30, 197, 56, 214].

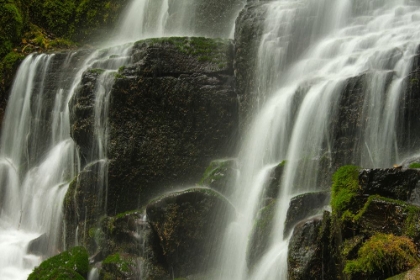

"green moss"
[118, 65, 125, 73]
[344, 233, 419, 278]
[2, 51, 24, 70]
[409, 162, 420, 168]
[103, 253, 132, 273]
[331, 165, 359, 214]
[137, 37, 230, 66]
[88, 68, 105, 74]
[403, 205, 420, 238]
[0, 2, 24, 57]
[28, 246, 89, 280]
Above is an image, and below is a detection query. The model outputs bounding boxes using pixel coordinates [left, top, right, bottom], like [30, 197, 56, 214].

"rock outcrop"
[146, 188, 235, 278]
[68, 37, 237, 218]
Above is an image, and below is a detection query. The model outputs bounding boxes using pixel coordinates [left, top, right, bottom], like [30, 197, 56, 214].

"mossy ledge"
[28, 246, 89, 280]
[344, 233, 419, 279]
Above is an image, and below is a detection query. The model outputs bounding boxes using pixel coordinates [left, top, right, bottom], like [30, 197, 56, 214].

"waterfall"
[217, 0, 420, 279]
[0, 0, 243, 278]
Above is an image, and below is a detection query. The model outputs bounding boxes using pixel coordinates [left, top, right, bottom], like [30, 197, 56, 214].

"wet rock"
[264, 161, 286, 202]
[399, 45, 420, 155]
[91, 211, 170, 280]
[354, 196, 420, 243]
[99, 253, 140, 280]
[330, 74, 366, 169]
[288, 216, 324, 280]
[27, 233, 49, 256]
[284, 191, 330, 236]
[359, 168, 420, 201]
[198, 158, 237, 196]
[234, 1, 269, 129]
[146, 188, 235, 278]
[69, 37, 238, 215]
[247, 199, 276, 269]
[63, 161, 108, 251]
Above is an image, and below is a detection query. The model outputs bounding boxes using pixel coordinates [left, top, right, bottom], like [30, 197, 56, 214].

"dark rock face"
[359, 168, 420, 201]
[288, 217, 323, 280]
[284, 191, 330, 237]
[330, 75, 366, 169]
[399, 46, 420, 156]
[146, 188, 235, 278]
[69, 37, 237, 215]
[96, 211, 170, 280]
[234, 1, 268, 129]
[63, 161, 108, 251]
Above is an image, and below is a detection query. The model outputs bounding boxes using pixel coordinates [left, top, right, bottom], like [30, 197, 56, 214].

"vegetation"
[331, 165, 359, 214]
[28, 246, 89, 279]
[88, 68, 105, 74]
[409, 162, 420, 168]
[137, 37, 230, 66]
[344, 233, 419, 279]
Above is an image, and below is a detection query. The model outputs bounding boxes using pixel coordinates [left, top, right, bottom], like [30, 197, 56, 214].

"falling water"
[0, 0, 243, 278]
[218, 0, 420, 279]
[0, 53, 82, 279]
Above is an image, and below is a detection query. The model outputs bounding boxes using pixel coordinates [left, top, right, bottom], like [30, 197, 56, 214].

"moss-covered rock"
[28, 246, 89, 280]
[100, 253, 139, 280]
[344, 233, 419, 280]
[146, 188, 235, 278]
[331, 165, 359, 215]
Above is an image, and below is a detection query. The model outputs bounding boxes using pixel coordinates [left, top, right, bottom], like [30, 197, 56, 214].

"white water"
[0, 0, 243, 278]
[218, 0, 420, 279]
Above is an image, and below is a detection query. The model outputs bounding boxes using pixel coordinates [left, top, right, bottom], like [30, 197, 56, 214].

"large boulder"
[69, 37, 237, 215]
[146, 188, 235, 278]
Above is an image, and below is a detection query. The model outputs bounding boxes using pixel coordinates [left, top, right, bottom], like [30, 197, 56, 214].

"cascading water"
[0, 0, 243, 279]
[218, 0, 420, 279]
[0, 53, 82, 279]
